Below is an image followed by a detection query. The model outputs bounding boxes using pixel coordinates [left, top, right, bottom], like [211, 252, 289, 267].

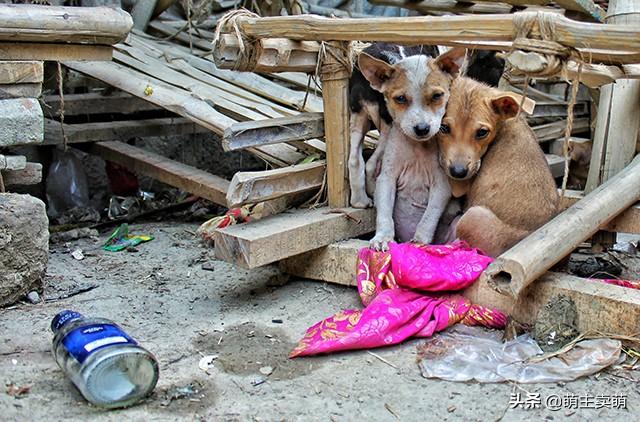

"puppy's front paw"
[350, 193, 373, 209]
[411, 233, 433, 245]
[370, 231, 394, 251]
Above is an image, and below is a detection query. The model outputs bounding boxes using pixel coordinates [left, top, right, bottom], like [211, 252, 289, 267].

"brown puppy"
[437, 76, 559, 257]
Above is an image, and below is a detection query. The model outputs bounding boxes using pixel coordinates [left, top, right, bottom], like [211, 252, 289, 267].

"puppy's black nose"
[413, 123, 431, 137]
[449, 165, 468, 179]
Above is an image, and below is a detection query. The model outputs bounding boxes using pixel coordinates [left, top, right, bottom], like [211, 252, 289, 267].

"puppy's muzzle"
[413, 123, 431, 138]
[448, 164, 468, 179]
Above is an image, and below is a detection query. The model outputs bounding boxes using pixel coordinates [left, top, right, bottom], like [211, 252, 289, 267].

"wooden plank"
[43, 117, 209, 145]
[321, 42, 350, 208]
[0, 5, 132, 45]
[532, 117, 590, 142]
[1, 162, 42, 186]
[0, 83, 41, 99]
[368, 0, 514, 14]
[0, 61, 42, 84]
[227, 161, 325, 208]
[532, 101, 589, 118]
[131, 0, 158, 31]
[214, 207, 375, 269]
[222, 113, 324, 151]
[0, 43, 113, 61]
[43, 92, 161, 117]
[64, 60, 235, 135]
[555, 0, 606, 21]
[89, 141, 229, 206]
[224, 11, 640, 54]
[0, 98, 43, 147]
[282, 239, 640, 336]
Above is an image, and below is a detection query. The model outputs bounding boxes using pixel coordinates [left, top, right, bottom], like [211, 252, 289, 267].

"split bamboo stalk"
[0, 5, 133, 45]
[482, 154, 640, 299]
[221, 11, 640, 57]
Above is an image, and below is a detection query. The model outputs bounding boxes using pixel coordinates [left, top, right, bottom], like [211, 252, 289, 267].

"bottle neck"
[51, 310, 84, 333]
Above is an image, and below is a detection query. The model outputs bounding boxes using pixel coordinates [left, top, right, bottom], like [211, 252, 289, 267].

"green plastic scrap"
[102, 223, 153, 252]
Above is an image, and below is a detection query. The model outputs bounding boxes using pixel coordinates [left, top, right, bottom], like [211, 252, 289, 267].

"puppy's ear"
[491, 93, 536, 118]
[358, 53, 394, 92]
[433, 48, 467, 77]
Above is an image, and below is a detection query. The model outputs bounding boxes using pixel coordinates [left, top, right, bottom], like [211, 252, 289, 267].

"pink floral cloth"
[290, 241, 508, 358]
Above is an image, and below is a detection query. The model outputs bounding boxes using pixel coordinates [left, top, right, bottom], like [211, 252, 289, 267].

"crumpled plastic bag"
[46, 149, 90, 219]
[417, 325, 621, 383]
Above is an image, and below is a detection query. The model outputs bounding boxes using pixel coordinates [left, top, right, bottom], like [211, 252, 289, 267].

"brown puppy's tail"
[456, 206, 530, 258]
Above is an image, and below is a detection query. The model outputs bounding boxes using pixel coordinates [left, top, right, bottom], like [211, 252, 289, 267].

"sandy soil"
[1, 221, 639, 421]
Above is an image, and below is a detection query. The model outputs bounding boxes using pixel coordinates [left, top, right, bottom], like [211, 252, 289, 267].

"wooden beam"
[226, 161, 325, 208]
[561, 190, 640, 234]
[532, 101, 589, 119]
[554, 0, 606, 22]
[546, 154, 565, 178]
[223, 11, 640, 54]
[214, 207, 375, 268]
[282, 239, 640, 336]
[321, 42, 350, 208]
[43, 117, 208, 145]
[0, 5, 132, 45]
[131, 0, 158, 31]
[43, 92, 162, 117]
[88, 141, 229, 206]
[222, 113, 324, 151]
[483, 154, 640, 299]
[1, 162, 42, 186]
[0, 61, 42, 84]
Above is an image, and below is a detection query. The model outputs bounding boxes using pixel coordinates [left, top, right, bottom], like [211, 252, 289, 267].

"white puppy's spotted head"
[358, 48, 466, 142]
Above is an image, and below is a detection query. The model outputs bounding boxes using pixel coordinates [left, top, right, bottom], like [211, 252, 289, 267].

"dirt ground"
[1, 221, 639, 421]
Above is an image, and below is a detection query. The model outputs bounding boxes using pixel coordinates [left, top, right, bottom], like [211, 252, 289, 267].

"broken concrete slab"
[0, 98, 43, 147]
[0, 193, 49, 306]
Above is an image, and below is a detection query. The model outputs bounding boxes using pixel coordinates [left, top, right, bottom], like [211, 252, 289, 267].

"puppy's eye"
[476, 128, 490, 139]
[439, 124, 450, 134]
[394, 95, 408, 104]
[432, 92, 444, 101]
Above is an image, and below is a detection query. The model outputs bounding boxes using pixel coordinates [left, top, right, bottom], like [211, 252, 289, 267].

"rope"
[212, 9, 262, 71]
[561, 62, 584, 197]
[56, 62, 69, 151]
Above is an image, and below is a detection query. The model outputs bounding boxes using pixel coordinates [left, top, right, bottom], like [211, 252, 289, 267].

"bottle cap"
[51, 310, 83, 332]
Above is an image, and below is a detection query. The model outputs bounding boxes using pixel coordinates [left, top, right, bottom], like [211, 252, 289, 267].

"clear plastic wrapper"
[46, 149, 90, 219]
[418, 325, 621, 383]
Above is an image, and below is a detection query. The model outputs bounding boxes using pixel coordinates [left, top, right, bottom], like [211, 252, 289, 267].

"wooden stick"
[0, 43, 113, 61]
[225, 11, 640, 54]
[482, 155, 640, 299]
[321, 41, 350, 208]
[560, 190, 640, 234]
[222, 112, 324, 151]
[89, 141, 229, 206]
[281, 239, 640, 335]
[0, 5, 132, 45]
[214, 207, 375, 268]
[532, 117, 590, 142]
[226, 161, 325, 208]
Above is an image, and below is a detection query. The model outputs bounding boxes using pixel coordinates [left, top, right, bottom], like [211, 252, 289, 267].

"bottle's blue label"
[62, 324, 137, 363]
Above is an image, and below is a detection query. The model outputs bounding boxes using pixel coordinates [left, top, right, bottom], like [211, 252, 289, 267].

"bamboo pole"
[482, 155, 640, 299]
[320, 41, 351, 208]
[221, 11, 640, 55]
[0, 5, 133, 45]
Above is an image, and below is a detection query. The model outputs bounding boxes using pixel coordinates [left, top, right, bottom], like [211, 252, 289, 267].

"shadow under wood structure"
[207, 4, 640, 337]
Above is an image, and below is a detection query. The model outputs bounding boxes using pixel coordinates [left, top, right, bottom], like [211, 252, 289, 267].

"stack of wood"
[0, 4, 132, 193]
